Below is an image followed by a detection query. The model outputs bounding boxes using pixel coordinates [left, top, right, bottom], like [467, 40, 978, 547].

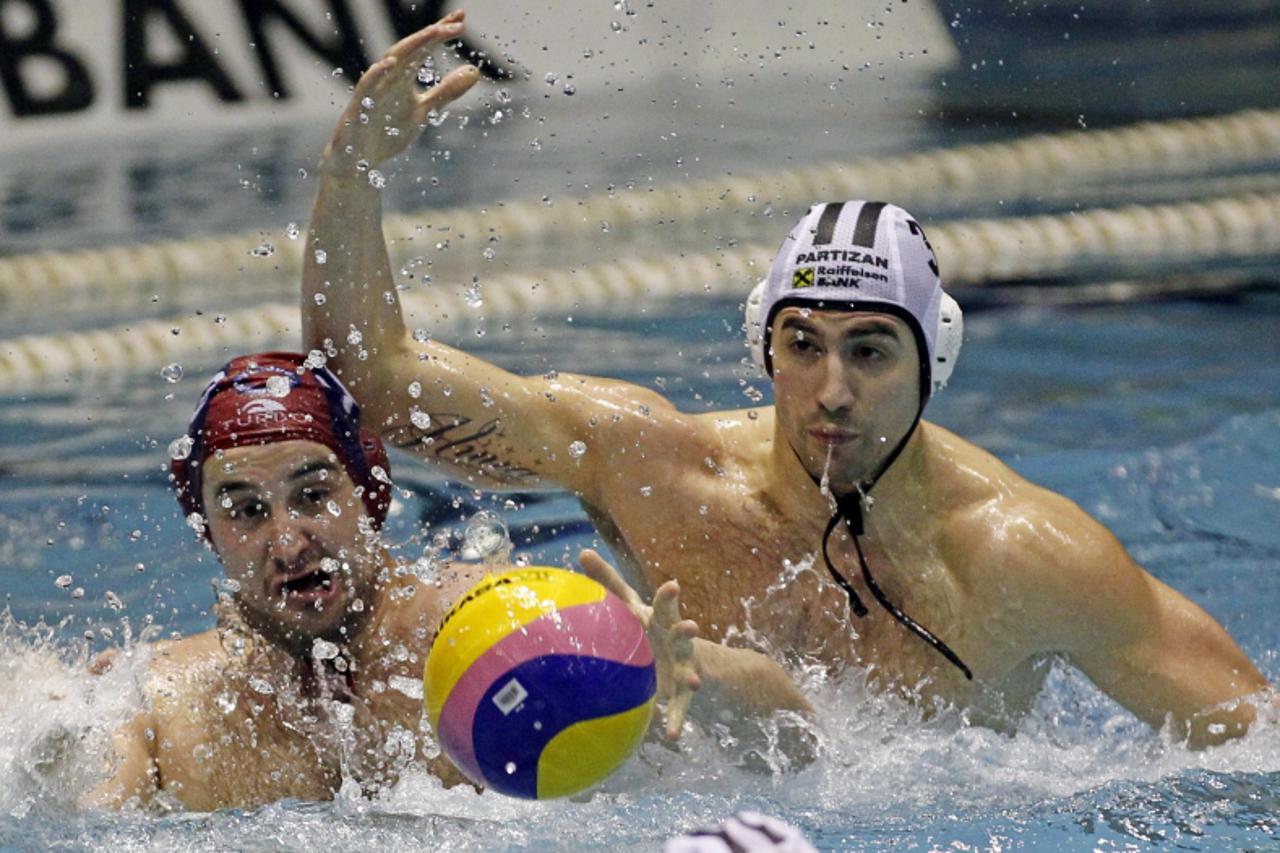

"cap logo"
[241, 398, 288, 416]
[792, 267, 815, 288]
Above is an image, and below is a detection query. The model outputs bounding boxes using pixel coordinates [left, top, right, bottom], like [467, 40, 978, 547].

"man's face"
[769, 307, 921, 492]
[201, 440, 378, 656]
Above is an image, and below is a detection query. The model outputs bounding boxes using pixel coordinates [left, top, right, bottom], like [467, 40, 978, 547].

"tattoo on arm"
[386, 412, 539, 484]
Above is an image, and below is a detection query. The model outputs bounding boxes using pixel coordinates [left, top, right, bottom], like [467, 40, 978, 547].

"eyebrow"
[210, 458, 340, 500]
[778, 315, 902, 340]
[288, 459, 341, 482]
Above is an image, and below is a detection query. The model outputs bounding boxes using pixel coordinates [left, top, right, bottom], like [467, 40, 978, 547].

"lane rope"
[2, 108, 1279, 319]
[3, 190, 1277, 394]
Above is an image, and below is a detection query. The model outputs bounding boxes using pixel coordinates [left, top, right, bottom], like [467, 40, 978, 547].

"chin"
[235, 597, 351, 658]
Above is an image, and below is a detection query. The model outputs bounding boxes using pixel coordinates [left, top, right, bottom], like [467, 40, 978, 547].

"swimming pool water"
[2, 41, 1279, 850]
[2, 290, 1278, 850]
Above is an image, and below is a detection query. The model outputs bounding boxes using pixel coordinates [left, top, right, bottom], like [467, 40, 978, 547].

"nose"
[816, 352, 855, 416]
[265, 511, 313, 569]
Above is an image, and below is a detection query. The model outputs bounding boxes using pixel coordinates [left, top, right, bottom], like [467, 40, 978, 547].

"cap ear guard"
[931, 291, 963, 393]
[745, 278, 768, 374]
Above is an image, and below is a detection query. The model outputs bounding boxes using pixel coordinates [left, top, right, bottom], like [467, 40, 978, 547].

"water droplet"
[248, 676, 275, 695]
[407, 381, 422, 399]
[105, 590, 123, 611]
[599, 221, 610, 233]
[368, 169, 387, 189]
[285, 222, 300, 240]
[326, 500, 342, 517]
[313, 293, 327, 305]
[495, 89, 511, 104]
[312, 638, 340, 660]
[464, 284, 483, 307]
[611, 20, 622, 31]
[460, 510, 511, 562]
[410, 409, 431, 429]
[54, 574, 72, 589]
[250, 243, 275, 257]
[482, 246, 496, 260]
[168, 435, 194, 460]
[215, 691, 237, 714]
[314, 249, 328, 265]
[160, 363, 183, 383]
[544, 72, 559, 86]
[568, 440, 587, 459]
[388, 675, 424, 700]
[505, 761, 517, 774]
[71, 587, 85, 599]
[346, 328, 363, 346]
[562, 83, 576, 95]
[417, 59, 437, 86]
[639, 485, 653, 497]
[265, 375, 291, 398]
[304, 350, 327, 370]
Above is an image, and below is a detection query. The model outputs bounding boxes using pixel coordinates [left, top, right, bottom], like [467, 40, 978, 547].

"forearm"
[692, 639, 812, 718]
[303, 159, 407, 380]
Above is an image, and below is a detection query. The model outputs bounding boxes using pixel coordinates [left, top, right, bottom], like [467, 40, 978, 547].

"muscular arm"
[1008, 492, 1270, 748]
[302, 13, 681, 502]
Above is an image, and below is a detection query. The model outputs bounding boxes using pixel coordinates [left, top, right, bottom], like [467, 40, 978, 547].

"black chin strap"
[821, 491, 972, 680]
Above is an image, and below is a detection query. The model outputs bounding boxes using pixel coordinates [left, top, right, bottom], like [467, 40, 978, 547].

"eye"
[853, 344, 884, 361]
[231, 500, 268, 521]
[297, 485, 331, 510]
[787, 335, 818, 356]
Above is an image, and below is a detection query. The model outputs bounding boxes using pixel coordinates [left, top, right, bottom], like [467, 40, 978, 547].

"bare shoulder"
[927, 424, 1148, 643]
[373, 561, 497, 647]
[142, 630, 230, 704]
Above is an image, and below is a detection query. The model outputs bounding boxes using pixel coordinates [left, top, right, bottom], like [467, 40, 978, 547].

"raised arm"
[303, 12, 686, 501]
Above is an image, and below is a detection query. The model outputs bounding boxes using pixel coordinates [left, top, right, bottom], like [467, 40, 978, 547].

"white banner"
[0, 0, 955, 148]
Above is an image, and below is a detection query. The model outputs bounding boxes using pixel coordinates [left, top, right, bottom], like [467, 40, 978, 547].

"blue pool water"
[2, 291, 1278, 850]
[2, 39, 1280, 851]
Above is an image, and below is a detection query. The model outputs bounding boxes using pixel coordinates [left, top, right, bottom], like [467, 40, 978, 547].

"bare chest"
[152, 667, 427, 810]
[601, 485, 1024, 703]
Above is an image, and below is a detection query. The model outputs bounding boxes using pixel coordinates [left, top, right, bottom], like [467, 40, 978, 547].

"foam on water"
[1, 602, 1277, 850]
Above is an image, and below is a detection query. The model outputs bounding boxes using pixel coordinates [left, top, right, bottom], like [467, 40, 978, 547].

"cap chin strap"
[810, 417, 974, 681]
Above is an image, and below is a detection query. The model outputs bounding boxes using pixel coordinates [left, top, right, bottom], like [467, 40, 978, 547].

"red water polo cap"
[170, 352, 391, 532]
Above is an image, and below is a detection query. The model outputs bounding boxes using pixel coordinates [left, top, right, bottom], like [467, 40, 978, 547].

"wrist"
[317, 144, 382, 189]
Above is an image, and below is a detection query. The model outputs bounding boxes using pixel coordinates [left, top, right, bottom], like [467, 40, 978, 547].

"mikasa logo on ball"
[493, 678, 528, 715]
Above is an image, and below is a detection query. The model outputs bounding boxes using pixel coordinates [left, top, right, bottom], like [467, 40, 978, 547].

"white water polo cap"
[746, 200, 962, 398]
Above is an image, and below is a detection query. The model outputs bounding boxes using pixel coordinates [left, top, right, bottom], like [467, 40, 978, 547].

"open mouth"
[278, 568, 337, 604]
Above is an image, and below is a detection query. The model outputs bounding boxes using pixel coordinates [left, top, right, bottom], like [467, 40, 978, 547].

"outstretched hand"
[322, 10, 481, 175]
[578, 549, 701, 741]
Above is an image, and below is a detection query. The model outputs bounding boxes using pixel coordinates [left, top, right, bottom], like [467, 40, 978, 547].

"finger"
[671, 619, 700, 641]
[664, 687, 695, 741]
[418, 64, 481, 111]
[578, 549, 638, 605]
[384, 13, 466, 67]
[651, 580, 682, 629]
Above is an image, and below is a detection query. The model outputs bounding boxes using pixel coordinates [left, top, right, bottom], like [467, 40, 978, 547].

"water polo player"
[305, 12, 1273, 747]
[88, 348, 808, 810]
